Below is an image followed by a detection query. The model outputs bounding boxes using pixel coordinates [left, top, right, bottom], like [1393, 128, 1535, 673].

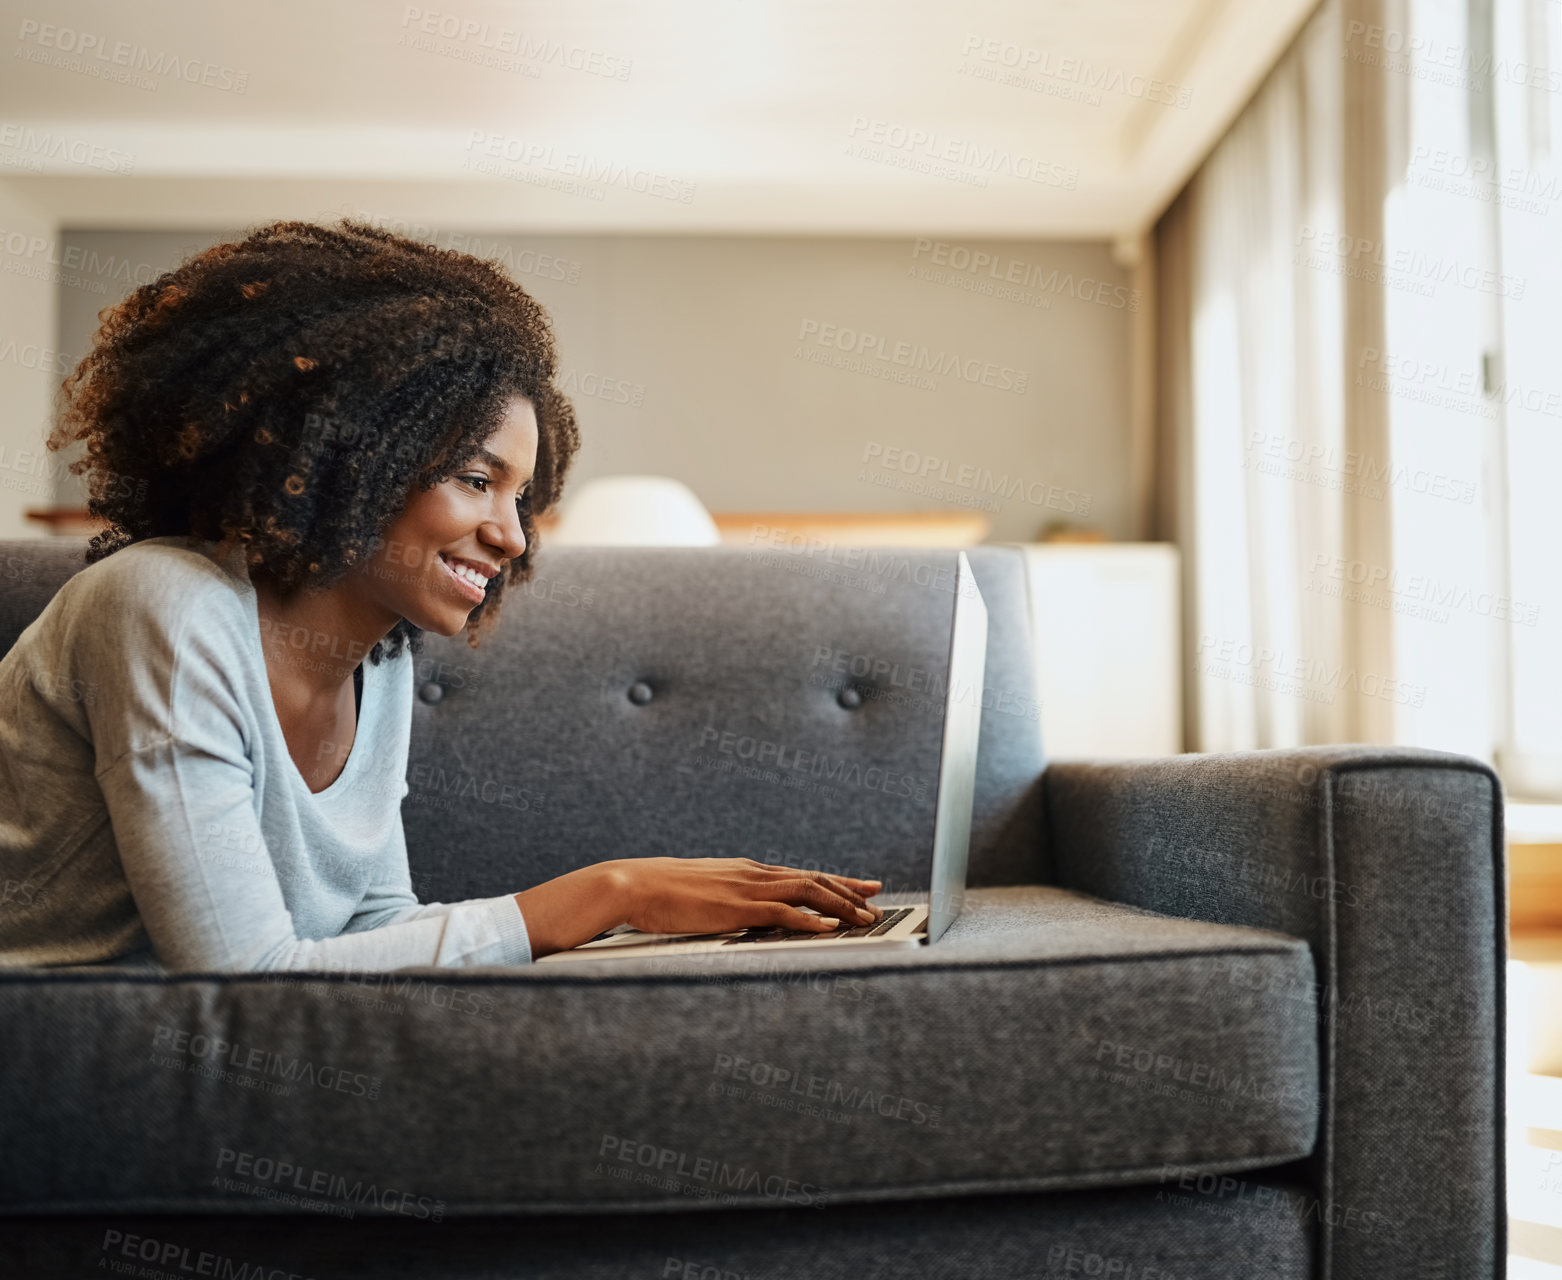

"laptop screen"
[926, 551, 988, 944]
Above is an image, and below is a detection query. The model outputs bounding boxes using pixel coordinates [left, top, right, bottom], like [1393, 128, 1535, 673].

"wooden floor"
[1510, 926, 1562, 1271]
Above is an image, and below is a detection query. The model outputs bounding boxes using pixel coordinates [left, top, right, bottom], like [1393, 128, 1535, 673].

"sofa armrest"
[1043, 745, 1505, 1280]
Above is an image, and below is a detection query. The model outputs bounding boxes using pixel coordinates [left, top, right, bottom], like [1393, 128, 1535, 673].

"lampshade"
[547, 475, 721, 546]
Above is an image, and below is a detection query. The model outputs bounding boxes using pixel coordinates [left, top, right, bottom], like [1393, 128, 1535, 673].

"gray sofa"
[0, 538, 1505, 1278]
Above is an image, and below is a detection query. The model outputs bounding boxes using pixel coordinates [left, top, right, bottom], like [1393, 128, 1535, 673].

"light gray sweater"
[0, 534, 532, 971]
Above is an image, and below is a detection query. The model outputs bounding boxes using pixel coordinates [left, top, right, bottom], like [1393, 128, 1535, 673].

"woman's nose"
[485, 513, 526, 563]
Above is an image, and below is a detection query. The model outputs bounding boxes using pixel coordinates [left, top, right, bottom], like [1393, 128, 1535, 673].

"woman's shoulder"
[51, 535, 252, 648]
[3, 537, 262, 753]
[62, 534, 240, 596]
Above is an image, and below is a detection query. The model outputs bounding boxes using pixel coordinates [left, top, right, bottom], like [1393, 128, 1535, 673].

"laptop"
[536, 550, 989, 963]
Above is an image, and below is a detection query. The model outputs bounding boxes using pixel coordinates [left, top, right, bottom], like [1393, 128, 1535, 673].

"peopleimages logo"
[0, 229, 160, 288]
[0, 123, 135, 174]
[597, 1136, 827, 1207]
[696, 726, 931, 802]
[910, 237, 1139, 311]
[1094, 1038, 1311, 1109]
[462, 131, 696, 203]
[1295, 224, 1526, 298]
[859, 442, 1089, 514]
[99, 1230, 315, 1280]
[1244, 429, 1476, 506]
[1148, 836, 1363, 909]
[1343, 19, 1562, 94]
[216, 1147, 446, 1221]
[960, 35, 1192, 109]
[150, 1025, 381, 1099]
[797, 318, 1028, 394]
[15, 18, 250, 92]
[711, 1052, 943, 1126]
[1195, 634, 1427, 708]
[1309, 552, 1540, 626]
[399, 7, 632, 80]
[845, 116, 1078, 189]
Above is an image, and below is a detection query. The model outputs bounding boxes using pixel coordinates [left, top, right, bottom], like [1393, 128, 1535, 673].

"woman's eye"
[461, 474, 531, 507]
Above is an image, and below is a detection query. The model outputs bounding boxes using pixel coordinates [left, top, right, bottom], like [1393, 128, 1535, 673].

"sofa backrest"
[0, 539, 1047, 898]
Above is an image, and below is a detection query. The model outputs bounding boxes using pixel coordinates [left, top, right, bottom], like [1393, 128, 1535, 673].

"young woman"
[0, 218, 882, 971]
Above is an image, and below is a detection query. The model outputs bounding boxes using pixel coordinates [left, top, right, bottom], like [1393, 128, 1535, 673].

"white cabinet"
[1008, 543, 1182, 759]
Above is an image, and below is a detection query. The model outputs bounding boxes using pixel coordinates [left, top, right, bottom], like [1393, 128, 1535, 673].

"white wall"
[48, 227, 1137, 542]
[0, 179, 61, 541]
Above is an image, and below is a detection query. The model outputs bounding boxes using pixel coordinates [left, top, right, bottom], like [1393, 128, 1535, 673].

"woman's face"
[365, 394, 539, 637]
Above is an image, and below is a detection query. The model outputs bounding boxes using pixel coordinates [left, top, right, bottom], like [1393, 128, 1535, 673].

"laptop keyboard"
[721, 907, 914, 945]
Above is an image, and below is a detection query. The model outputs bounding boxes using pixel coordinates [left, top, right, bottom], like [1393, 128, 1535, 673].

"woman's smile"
[437, 551, 492, 604]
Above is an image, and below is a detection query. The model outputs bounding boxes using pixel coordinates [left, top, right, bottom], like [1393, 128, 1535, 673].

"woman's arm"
[98, 737, 533, 970]
[349, 837, 884, 961]
[513, 857, 884, 958]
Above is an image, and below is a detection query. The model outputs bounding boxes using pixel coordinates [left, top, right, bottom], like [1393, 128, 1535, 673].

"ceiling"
[0, 0, 1318, 239]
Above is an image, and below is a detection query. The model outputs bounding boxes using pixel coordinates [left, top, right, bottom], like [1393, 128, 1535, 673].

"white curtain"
[1159, 0, 1541, 768]
[1161, 0, 1365, 752]
[1490, 0, 1562, 796]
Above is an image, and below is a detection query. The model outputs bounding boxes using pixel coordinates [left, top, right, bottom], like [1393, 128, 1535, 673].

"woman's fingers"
[799, 870, 875, 913]
[747, 866, 883, 916]
[768, 878, 878, 924]
[822, 874, 884, 899]
[759, 902, 843, 932]
[780, 874, 875, 919]
[804, 871, 884, 917]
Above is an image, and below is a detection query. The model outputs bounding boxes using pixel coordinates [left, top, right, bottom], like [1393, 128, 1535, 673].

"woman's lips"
[438, 553, 488, 604]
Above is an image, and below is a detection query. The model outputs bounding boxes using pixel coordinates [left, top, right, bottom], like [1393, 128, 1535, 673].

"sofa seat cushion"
[0, 886, 1319, 1215]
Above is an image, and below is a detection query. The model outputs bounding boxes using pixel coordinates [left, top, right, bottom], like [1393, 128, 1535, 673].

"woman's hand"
[513, 858, 884, 959]
[607, 857, 884, 936]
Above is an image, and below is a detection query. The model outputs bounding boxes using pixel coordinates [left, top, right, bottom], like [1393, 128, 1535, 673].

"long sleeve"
[341, 829, 532, 963]
[98, 740, 532, 971]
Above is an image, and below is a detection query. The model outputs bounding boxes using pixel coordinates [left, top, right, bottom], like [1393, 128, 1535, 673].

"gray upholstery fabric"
[392, 544, 1049, 899]
[1, 1177, 1319, 1278]
[0, 542, 70, 647]
[0, 886, 1318, 1214]
[1044, 747, 1505, 1280]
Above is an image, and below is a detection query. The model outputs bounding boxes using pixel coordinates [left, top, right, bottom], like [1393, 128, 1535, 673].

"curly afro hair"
[46, 216, 582, 666]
